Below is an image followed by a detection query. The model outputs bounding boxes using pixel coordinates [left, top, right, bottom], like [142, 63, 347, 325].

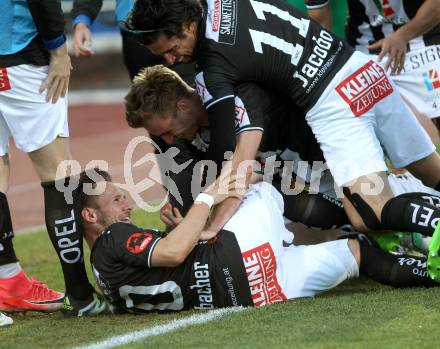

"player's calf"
[355, 235, 438, 288]
[345, 183, 440, 237]
[42, 176, 95, 304]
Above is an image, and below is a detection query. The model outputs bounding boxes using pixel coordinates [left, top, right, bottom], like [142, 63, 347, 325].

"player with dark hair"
[81, 169, 440, 313]
[126, 0, 440, 256]
[0, 0, 112, 318]
[70, 0, 195, 82]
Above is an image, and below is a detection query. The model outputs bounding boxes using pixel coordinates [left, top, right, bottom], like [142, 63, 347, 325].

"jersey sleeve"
[71, 0, 103, 25]
[112, 224, 162, 269]
[195, 67, 235, 109]
[304, 0, 330, 9]
[233, 83, 271, 135]
[27, 0, 66, 49]
[205, 97, 237, 170]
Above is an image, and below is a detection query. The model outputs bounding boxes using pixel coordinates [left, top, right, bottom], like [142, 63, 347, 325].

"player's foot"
[0, 270, 64, 312]
[62, 293, 115, 317]
[427, 222, 440, 282]
[372, 232, 430, 256]
[0, 312, 13, 327]
[373, 233, 403, 254]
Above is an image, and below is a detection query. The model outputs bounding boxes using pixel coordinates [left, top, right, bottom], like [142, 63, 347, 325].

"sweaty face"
[94, 183, 133, 228]
[148, 25, 197, 66]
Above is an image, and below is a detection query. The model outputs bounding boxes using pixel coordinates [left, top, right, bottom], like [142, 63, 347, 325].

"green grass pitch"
[2, 210, 440, 349]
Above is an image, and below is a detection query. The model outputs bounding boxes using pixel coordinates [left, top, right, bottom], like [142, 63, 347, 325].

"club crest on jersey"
[126, 232, 153, 254]
[0, 68, 11, 92]
[336, 60, 393, 117]
[423, 69, 440, 92]
[206, 0, 237, 45]
[195, 72, 214, 105]
[234, 96, 251, 132]
[242, 243, 286, 307]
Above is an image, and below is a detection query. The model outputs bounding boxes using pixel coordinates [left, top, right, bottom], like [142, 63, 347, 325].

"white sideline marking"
[71, 307, 245, 349]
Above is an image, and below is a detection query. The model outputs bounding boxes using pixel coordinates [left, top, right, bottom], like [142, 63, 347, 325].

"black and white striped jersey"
[305, 0, 440, 53]
[196, 0, 353, 112]
[195, 0, 353, 166]
[345, 0, 440, 53]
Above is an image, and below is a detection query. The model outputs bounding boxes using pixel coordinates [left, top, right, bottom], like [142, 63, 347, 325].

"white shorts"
[306, 51, 435, 186]
[369, 45, 440, 119]
[387, 172, 440, 198]
[0, 64, 68, 155]
[224, 182, 359, 305]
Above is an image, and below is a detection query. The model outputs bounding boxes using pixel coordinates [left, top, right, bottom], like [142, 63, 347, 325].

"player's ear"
[81, 207, 97, 224]
[184, 21, 197, 36]
[176, 98, 192, 112]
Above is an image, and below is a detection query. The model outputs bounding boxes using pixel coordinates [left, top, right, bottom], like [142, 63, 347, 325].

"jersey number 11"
[248, 0, 310, 66]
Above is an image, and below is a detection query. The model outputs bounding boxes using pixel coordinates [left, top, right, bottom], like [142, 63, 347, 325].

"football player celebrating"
[125, 0, 440, 254]
[126, 65, 440, 247]
[82, 169, 440, 313]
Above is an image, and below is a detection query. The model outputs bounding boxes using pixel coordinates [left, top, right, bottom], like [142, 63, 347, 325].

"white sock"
[0, 262, 21, 278]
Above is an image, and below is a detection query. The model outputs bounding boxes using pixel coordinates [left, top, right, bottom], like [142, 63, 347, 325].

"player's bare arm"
[26, 0, 72, 103]
[151, 166, 244, 267]
[368, 0, 440, 75]
[201, 130, 263, 238]
[305, 0, 332, 31]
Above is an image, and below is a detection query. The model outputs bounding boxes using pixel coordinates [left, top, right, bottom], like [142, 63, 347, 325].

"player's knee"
[29, 141, 73, 182]
[342, 195, 377, 232]
[0, 155, 11, 193]
[342, 187, 389, 231]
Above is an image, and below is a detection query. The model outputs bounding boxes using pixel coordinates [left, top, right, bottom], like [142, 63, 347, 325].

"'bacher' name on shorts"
[336, 60, 394, 117]
[190, 262, 214, 309]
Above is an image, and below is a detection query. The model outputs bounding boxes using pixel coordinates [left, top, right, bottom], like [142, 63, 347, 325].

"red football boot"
[0, 270, 64, 312]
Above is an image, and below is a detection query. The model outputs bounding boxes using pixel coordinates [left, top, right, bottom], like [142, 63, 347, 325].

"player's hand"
[203, 162, 247, 205]
[72, 22, 94, 57]
[367, 32, 408, 75]
[160, 204, 183, 229]
[40, 43, 72, 104]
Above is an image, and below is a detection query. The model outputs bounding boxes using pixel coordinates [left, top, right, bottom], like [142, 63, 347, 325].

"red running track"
[8, 103, 165, 232]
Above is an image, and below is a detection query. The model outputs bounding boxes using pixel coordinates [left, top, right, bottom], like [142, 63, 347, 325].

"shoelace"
[29, 276, 60, 298]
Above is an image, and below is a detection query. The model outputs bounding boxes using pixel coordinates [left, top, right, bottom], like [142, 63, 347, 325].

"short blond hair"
[125, 65, 193, 128]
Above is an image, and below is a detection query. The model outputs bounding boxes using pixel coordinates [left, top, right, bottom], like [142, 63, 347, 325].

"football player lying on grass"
[80, 169, 440, 313]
